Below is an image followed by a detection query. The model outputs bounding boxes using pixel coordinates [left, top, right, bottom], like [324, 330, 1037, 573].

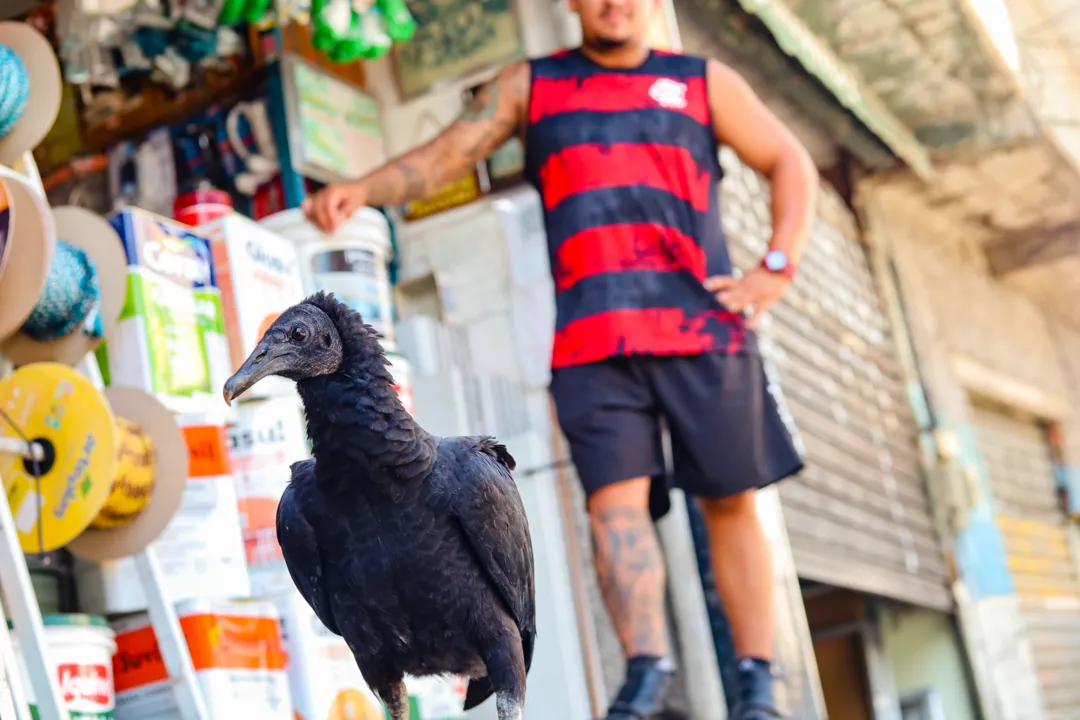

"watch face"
[765, 250, 788, 271]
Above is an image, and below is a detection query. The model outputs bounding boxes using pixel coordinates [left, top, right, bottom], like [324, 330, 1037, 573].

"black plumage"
[222, 292, 536, 720]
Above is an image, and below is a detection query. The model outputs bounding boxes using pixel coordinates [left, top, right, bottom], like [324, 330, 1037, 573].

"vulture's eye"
[291, 326, 309, 342]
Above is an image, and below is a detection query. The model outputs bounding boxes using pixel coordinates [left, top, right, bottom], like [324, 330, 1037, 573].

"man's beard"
[587, 34, 629, 51]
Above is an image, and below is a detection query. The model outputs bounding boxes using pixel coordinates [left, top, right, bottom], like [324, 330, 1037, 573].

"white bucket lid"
[260, 207, 390, 251]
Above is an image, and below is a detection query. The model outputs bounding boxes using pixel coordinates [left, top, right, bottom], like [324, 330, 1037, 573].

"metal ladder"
[0, 356, 211, 720]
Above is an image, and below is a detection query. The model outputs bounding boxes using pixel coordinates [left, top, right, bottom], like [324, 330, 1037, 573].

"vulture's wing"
[449, 438, 537, 669]
[277, 459, 340, 635]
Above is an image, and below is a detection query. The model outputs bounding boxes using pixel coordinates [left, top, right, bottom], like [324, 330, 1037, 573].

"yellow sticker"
[0, 363, 116, 553]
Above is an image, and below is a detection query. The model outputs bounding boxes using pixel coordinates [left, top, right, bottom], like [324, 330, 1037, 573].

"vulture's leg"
[377, 680, 410, 720]
[482, 626, 527, 720]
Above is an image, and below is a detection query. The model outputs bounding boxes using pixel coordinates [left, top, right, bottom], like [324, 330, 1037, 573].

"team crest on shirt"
[648, 78, 688, 109]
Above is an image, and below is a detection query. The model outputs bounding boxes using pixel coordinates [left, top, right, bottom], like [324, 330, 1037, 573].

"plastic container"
[174, 188, 233, 227]
[260, 208, 395, 342]
[6, 614, 118, 719]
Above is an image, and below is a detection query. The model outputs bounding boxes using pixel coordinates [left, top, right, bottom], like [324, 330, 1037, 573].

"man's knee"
[698, 488, 757, 520]
[587, 476, 652, 522]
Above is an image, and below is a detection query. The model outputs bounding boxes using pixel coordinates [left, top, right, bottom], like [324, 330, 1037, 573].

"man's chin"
[590, 34, 632, 50]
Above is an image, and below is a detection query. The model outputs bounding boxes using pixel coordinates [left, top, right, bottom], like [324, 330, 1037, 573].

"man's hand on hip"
[302, 181, 367, 235]
[705, 267, 791, 328]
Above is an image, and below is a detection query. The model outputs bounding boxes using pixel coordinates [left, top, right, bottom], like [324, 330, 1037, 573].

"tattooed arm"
[303, 61, 531, 233]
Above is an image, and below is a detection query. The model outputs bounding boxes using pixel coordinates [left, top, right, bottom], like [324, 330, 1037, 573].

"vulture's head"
[223, 295, 352, 406]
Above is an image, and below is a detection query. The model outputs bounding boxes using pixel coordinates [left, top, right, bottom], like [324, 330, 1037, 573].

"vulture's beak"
[223, 339, 295, 406]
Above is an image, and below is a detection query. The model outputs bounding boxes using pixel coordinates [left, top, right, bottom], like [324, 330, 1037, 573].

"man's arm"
[706, 59, 817, 266]
[304, 61, 530, 232]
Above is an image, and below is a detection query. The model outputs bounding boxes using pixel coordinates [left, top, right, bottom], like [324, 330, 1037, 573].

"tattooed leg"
[589, 478, 671, 658]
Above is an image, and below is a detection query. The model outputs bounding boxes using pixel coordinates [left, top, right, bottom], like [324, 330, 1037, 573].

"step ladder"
[0, 357, 211, 720]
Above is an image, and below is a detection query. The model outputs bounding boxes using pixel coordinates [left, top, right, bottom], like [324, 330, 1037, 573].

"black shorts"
[550, 352, 804, 519]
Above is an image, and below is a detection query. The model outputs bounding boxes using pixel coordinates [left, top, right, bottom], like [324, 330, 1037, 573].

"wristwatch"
[761, 249, 796, 280]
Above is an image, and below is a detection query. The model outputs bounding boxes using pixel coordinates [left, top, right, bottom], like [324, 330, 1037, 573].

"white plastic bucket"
[8, 614, 118, 719]
[384, 341, 415, 416]
[260, 208, 395, 342]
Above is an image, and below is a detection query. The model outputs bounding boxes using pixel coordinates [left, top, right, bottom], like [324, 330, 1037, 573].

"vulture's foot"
[378, 680, 410, 720]
[497, 692, 525, 720]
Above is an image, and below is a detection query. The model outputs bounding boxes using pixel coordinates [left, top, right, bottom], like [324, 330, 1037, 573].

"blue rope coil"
[21, 240, 104, 342]
[0, 43, 30, 140]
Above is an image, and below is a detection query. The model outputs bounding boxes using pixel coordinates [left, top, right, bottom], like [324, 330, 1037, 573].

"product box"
[111, 599, 292, 720]
[200, 214, 306, 399]
[229, 394, 310, 597]
[97, 208, 231, 416]
[75, 421, 251, 614]
[276, 590, 384, 720]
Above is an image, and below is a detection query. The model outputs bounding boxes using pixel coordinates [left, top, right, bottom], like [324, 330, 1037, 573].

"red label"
[57, 663, 112, 706]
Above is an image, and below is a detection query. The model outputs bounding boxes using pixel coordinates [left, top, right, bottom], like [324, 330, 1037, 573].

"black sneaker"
[604, 657, 677, 719]
[731, 701, 784, 719]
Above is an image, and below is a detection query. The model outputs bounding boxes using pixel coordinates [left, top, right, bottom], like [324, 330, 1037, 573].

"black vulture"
[222, 292, 536, 720]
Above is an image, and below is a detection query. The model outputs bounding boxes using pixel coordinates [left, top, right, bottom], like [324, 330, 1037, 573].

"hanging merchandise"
[95, 208, 232, 416]
[0, 206, 127, 368]
[310, 0, 416, 63]
[111, 599, 292, 720]
[5, 614, 118, 720]
[0, 21, 62, 167]
[0, 363, 188, 559]
[261, 207, 396, 342]
[218, 0, 276, 27]
[225, 98, 279, 196]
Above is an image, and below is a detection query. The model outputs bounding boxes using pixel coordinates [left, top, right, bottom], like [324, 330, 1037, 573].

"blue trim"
[955, 517, 1015, 598]
[1054, 465, 1080, 517]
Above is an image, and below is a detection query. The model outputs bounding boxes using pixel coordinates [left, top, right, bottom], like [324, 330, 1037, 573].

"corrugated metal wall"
[970, 401, 1080, 718]
[719, 149, 951, 611]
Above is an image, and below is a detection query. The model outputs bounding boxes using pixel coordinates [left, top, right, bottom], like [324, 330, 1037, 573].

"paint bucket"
[7, 614, 117, 719]
[259, 208, 394, 342]
[384, 341, 415, 416]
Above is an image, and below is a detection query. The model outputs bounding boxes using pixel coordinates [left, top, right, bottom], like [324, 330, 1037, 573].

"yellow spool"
[89, 417, 157, 531]
[0, 363, 187, 558]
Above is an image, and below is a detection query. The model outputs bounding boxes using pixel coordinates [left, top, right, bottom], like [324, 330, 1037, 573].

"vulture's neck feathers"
[296, 293, 435, 487]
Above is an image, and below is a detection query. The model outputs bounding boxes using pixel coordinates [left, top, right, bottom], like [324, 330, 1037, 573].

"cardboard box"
[97, 208, 231, 416]
[276, 590, 384, 720]
[111, 599, 291, 720]
[229, 394, 310, 597]
[200, 214, 306, 400]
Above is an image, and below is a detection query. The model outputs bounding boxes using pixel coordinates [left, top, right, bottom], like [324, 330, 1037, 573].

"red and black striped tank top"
[524, 48, 750, 370]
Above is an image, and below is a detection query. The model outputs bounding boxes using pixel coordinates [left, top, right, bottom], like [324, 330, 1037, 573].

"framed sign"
[392, 0, 524, 99]
[280, 54, 387, 185]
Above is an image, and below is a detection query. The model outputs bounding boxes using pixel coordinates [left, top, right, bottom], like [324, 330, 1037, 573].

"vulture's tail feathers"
[463, 677, 495, 711]
[462, 631, 534, 711]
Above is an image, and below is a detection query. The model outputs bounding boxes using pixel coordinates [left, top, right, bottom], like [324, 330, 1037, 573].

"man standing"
[304, 0, 817, 716]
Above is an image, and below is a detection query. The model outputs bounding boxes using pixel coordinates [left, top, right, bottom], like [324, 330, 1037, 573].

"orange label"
[113, 612, 288, 693]
[112, 626, 169, 693]
[184, 424, 231, 477]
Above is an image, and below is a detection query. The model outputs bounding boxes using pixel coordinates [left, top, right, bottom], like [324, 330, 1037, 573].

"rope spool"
[0, 42, 30, 139]
[0, 205, 126, 366]
[0, 363, 188, 561]
[89, 417, 156, 531]
[0, 22, 61, 167]
[0, 168, 56, 344]
[20, 240, 103, 342]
